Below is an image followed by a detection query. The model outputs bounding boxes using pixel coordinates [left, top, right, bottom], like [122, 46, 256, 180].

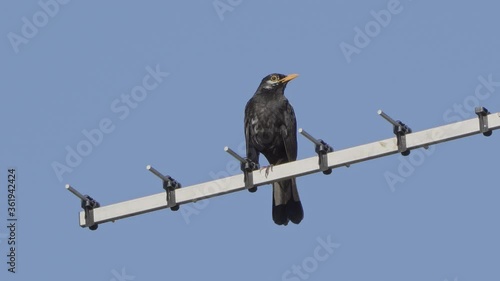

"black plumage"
[244, 73, 303, 225]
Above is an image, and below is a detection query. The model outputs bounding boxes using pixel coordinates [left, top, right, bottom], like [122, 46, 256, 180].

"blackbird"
[244, 73, 303, 225]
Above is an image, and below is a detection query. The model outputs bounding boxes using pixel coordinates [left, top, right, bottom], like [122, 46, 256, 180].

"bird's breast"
[248, 105, 284, 148]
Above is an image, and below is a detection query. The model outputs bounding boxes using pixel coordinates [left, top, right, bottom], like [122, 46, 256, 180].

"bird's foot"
[259, 165, 274, 178]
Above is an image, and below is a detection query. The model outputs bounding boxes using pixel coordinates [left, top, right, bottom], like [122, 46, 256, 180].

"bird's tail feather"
[272, 178, 303, 225]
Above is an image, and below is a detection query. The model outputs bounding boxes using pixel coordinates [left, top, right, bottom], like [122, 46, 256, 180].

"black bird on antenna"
[244, 73, 303, 225]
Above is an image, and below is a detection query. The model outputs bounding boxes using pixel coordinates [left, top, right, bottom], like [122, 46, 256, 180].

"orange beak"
[278, 73, 299, 83]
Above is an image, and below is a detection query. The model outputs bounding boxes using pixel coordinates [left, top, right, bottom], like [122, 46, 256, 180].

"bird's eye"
[270, 75, 279, 82]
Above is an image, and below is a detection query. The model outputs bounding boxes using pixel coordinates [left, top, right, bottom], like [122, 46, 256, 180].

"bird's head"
[257, 73, 299, 93]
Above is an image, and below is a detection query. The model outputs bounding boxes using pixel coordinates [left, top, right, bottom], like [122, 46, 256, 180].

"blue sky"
[1, 0, 500, 280]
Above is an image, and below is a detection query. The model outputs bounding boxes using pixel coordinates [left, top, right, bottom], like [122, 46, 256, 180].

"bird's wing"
[244, 99, 259, 163]
[244, 100, 252, 151]
[281, 100, 298, 161]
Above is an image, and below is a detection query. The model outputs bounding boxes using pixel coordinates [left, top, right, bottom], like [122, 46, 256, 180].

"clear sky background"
[1, 0, 500, 280]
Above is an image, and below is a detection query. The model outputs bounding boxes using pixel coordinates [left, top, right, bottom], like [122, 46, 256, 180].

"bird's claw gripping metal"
[259, 164, 274, 178]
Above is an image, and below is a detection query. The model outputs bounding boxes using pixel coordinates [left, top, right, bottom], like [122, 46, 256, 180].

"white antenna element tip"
[65, 184, 70, 189]
[377, 110, 382, 115]
[146, 165, 152, 170]
[224, 146, 229, 152]
[298, 128, 303, 133]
